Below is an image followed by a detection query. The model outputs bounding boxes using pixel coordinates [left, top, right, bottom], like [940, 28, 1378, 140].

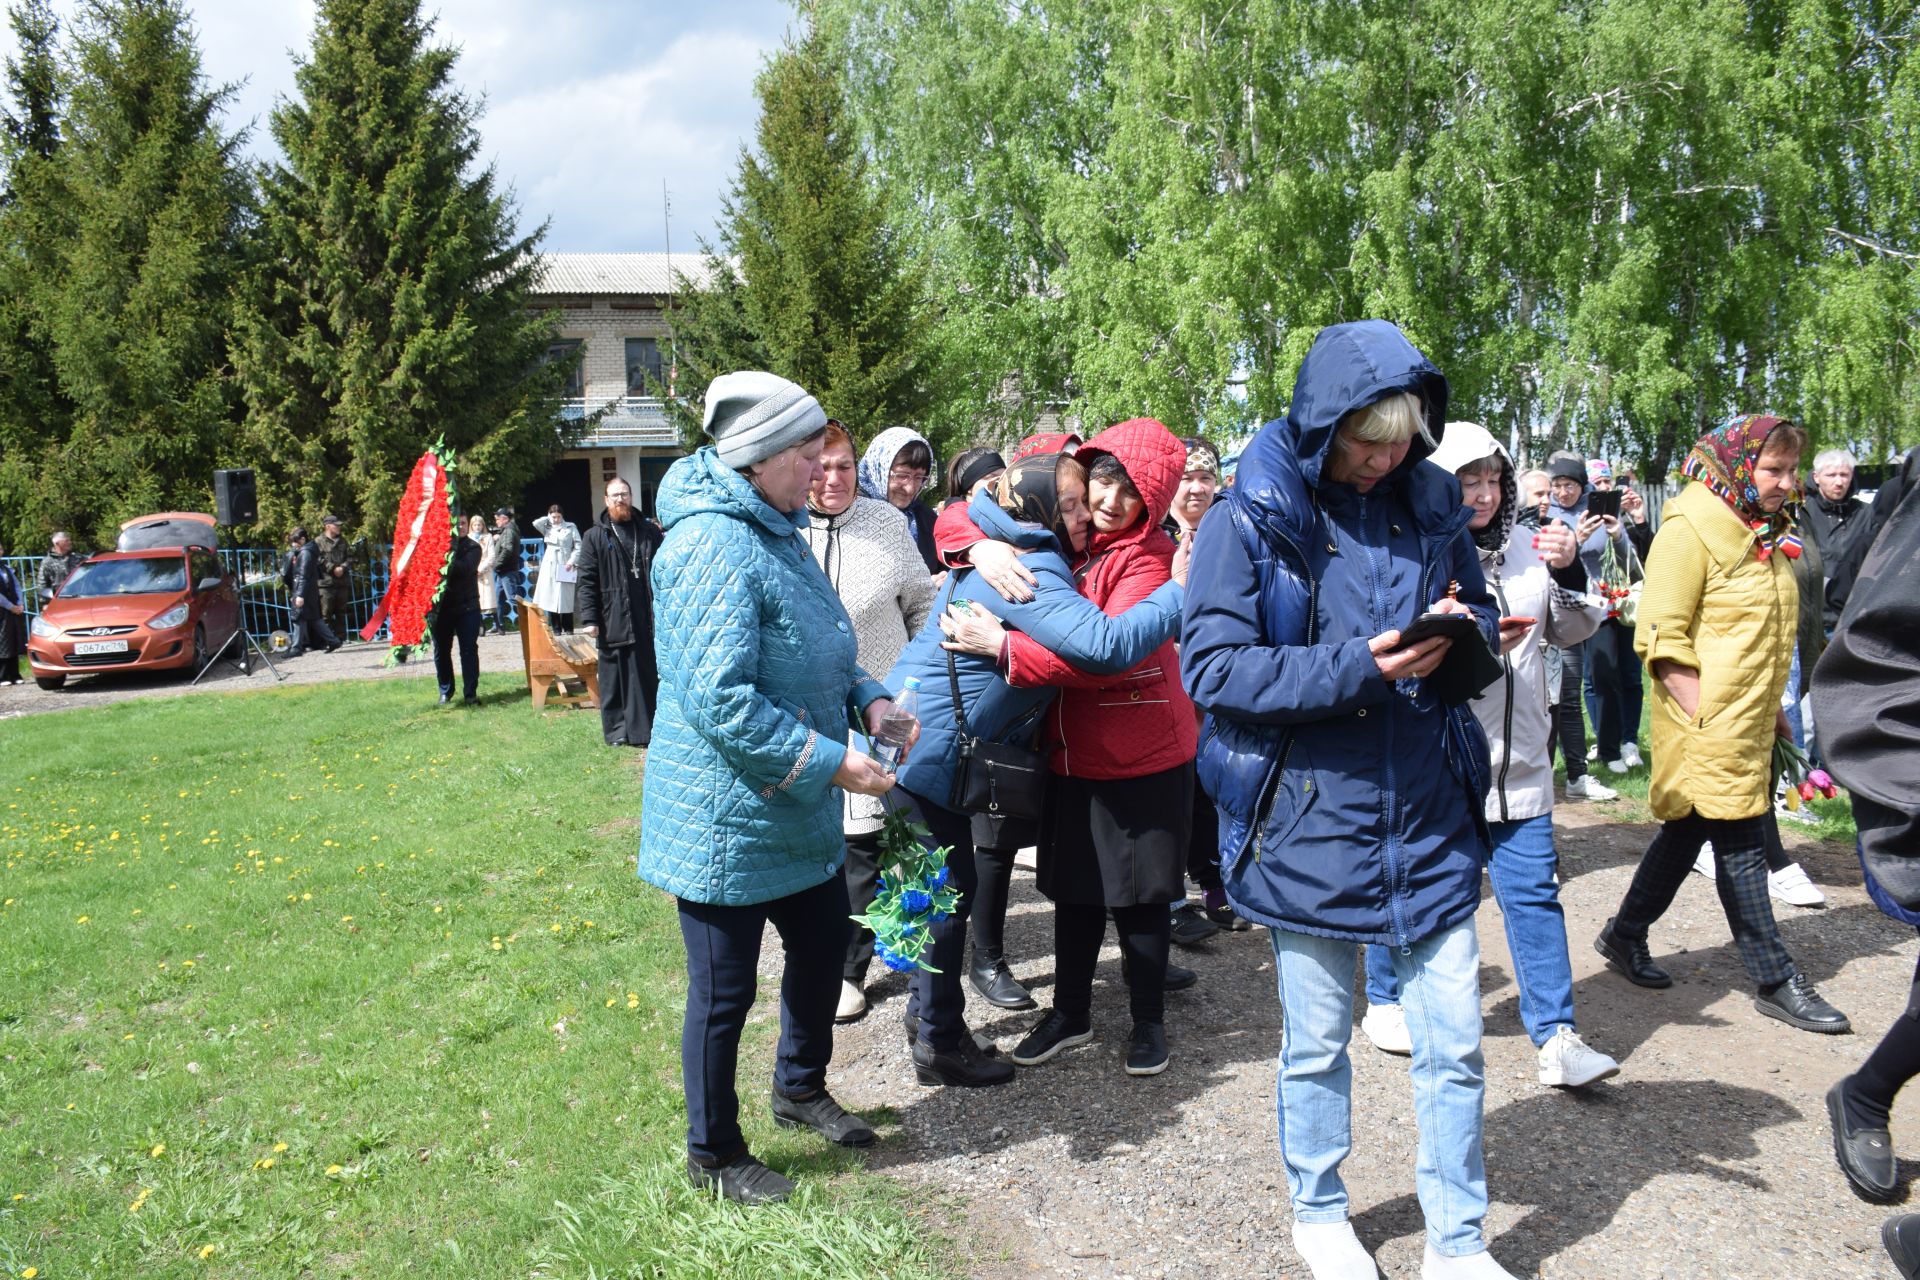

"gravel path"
[0, 632, 531, 719]
[809, 808, 1916, 1279]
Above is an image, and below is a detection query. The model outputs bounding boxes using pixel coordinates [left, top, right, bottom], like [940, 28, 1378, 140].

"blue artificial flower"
[901, 889, 933, 915]
[928, 866, 950, 890]
[930, 908, 950, 923]
[901, 921, 916, 935]
[883, 950, 917, 973]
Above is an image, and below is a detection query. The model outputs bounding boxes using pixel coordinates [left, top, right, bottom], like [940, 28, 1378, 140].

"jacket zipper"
[1369, 498, 1409, 950]
[1490, 570, 1514, 824]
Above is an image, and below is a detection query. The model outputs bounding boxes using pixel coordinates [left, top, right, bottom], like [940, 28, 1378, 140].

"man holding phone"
[1542, 452, 1630, 797]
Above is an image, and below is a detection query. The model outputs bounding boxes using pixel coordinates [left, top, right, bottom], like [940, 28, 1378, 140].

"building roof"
[531, 252, 715, 296]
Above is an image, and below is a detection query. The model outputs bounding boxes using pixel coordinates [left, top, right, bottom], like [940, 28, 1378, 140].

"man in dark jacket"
[36, 532, 82, 604]
[432, 532, 484, 704]
[283, 526, 340, 657]
[575, 477, 663, 746]
[490, 507, 524, 632]
[1804, 448, 1875, 630]
[1816, 444, 1920, 1225]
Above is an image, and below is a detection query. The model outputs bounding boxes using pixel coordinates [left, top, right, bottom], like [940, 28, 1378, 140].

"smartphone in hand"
[1390, 611, 1480, 650]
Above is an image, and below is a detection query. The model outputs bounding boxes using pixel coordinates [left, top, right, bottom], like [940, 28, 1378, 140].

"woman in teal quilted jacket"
[639, 372, 907, 1206]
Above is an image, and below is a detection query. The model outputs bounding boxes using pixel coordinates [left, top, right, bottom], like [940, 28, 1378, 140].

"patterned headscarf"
[1681, 414, 1803, 561]
[993, 451, 1077, 554]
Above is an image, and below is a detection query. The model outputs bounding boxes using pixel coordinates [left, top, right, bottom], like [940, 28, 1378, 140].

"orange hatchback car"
[27, 513, 243, 690]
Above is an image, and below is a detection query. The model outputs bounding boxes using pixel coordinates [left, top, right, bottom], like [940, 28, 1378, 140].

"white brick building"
[524, 252, 712, 523]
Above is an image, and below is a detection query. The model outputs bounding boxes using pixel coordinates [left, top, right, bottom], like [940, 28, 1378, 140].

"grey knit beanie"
[702, 371, 827, 468]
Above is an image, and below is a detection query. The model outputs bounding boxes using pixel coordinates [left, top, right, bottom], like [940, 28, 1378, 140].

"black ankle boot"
[969, 948, 1036, 1010]
[1594, 916, 1672, 988]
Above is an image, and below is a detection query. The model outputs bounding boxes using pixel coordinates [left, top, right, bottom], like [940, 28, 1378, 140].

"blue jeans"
[1582, 620, 1642, 762]
[1367, 815, 1576, 1046]
[1272, 920, 1489, 1256]
[494, 571, 524, 628]
[1782, 643, 1805, 748]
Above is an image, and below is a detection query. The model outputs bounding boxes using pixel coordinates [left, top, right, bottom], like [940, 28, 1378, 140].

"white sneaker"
[1693, 842, 1716, 878]
[835, 980, 866, 1023]
[1605, 758, 1629, 775]
[1586, 744, 1599, 762]
[1620, 742, 1644, 769]
[1536, 1026, 1621, 1088]
[1422, 1243, 1519, 1279]
[1360, 1003, 1413, 1056]
[1768, 862, 1827, 907]
[1563, 774, 1619, 801]
[1292, 1220, 1382, 1280]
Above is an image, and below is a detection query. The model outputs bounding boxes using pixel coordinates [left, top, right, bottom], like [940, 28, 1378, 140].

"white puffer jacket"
[803, 495, 936, 833]
[1435, 423, 1607, 824]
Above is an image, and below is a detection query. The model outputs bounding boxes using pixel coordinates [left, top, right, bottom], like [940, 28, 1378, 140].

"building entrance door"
[519, 458, 594, 529]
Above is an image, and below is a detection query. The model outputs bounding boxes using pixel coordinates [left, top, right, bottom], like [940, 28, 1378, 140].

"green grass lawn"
[0, 677, 947, 1279]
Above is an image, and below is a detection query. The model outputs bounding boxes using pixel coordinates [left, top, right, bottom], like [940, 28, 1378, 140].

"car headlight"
[147, 603, 191, 630]
[31, 615, 58, 638]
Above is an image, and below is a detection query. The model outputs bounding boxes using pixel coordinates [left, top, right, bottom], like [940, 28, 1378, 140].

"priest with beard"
[576, 476, 665, 747]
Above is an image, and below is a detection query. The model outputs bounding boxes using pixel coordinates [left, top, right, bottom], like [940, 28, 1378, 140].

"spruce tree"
[0, 0, 246, 549]
[0, 0, 69, 549]
[233, 0, 569, 531]
[670, 16, 936, 452]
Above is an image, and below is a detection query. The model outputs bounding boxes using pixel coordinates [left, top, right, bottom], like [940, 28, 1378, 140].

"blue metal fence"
[5, 538, 547, 644]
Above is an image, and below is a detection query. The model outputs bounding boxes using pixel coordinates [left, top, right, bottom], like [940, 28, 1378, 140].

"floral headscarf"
[1681, 414, 1803, 561]
[993, 451, 1078, 554]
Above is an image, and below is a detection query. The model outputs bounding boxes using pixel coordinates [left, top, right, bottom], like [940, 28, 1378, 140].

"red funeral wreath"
[359, 442, 457, 653]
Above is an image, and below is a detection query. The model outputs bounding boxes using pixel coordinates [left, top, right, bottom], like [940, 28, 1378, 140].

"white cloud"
[0, 0, 790, 251]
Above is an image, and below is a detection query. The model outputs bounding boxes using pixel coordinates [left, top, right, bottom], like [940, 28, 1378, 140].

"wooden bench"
[516, 599, 600, 710]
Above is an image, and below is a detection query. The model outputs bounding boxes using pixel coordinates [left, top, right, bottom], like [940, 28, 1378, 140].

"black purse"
[944, 644, 1050, 820]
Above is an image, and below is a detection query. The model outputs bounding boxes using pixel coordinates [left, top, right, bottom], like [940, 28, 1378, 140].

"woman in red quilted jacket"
[941, 418, 1197, 1077]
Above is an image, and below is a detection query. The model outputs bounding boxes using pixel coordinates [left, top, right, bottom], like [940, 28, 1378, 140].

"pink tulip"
[1808, 768, 1834, 790]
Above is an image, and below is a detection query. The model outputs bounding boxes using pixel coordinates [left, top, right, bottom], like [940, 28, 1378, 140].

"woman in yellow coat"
[1593, 415, 1850, 1034]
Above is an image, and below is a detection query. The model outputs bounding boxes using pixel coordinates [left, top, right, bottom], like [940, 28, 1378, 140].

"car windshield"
[58, 557, 187, 598]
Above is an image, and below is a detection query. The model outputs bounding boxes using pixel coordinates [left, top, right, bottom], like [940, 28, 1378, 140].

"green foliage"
[0, 677, 950, 1279]
[232, 0, 571, 537]
[670, 16, 939, 456]
[823, 0, 1920, 470]
[0, 0, 249, 551]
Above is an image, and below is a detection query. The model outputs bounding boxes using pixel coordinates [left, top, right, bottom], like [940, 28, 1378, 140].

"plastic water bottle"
[871, 677, 921, 770]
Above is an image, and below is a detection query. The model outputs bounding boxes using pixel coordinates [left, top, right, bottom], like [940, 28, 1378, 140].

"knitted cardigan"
[803, 495, 937, 833]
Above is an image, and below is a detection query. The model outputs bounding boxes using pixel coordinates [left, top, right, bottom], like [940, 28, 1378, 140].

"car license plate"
[74, 640, 129, 655]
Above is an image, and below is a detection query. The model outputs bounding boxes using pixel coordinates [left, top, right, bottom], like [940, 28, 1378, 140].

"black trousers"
[893, 789, 979, 1051]
[289, 603, 339, 655]
[842, 828, 884, 983]
[970, 844, 1019, 962]
[1187, 778, 1223, 892]
[1613, 811, 1795, 987]
[432, 606, 480, 699]
[1554, 639, 1589, 780]
[597, 641, 658, 747]
[1055, 901, 1169, 1024]
[676, 875, 851, 1163]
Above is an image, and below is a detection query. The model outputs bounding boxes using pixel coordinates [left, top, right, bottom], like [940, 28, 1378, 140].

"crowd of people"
[621, 331, 1920, 1280]
[7, 321, 1915, 1272]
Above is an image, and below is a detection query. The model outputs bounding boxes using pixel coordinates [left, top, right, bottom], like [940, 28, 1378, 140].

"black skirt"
[1037, 762, 1193, 908]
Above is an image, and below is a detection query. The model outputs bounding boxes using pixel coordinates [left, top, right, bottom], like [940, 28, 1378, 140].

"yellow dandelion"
[490, 941, 503, 951]
[151, 1143, 166, 1157]
[626, 996, 639, 1009]
[339, 915, 353, 923]
[253, 1158, 274, 1170]
[198, 1244, 216, 1259]
[325, 1163, 343, 1175]
[272, 1142, 288, 1153]
[604, 998, 616, 1008]
[75, 915, 89, 924]
[24, 1267, 40, 1278]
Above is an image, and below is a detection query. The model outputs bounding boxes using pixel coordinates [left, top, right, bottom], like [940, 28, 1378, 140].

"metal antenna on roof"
[662, 181, 677, 398]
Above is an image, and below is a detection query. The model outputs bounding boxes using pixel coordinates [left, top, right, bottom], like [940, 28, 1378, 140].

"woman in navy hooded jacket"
[1181, 321, 1515, 1280]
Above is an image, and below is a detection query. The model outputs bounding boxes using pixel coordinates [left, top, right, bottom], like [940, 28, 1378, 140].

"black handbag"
[944, 645, 1050, 820]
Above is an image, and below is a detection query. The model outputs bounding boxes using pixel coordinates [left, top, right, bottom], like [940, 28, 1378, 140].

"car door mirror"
[197, 576, 223, 593]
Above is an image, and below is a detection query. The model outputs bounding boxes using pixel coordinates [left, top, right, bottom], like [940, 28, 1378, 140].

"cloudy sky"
[1, 0, 796, 252]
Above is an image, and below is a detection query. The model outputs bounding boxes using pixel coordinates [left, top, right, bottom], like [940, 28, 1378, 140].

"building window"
[546, 340, 585, 398]
[626, 338, 664, 398]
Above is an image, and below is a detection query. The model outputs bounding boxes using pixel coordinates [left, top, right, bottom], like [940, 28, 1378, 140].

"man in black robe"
[575, 477, 663, 747]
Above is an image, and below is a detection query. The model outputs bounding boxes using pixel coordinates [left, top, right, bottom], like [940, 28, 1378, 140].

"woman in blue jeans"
[1360, 422, 1620, 1091]
[1181, 322, 1512, 1280]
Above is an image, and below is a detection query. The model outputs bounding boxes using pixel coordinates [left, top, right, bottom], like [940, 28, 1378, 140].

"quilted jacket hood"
[1233, 320, 1455, 548]
[1079, 418, 1185, 556]
[656, 446, 807, 541]
[859, 425, 936, 500]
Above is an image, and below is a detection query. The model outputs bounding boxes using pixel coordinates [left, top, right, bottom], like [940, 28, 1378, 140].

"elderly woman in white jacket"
[533, 504, 581, 632]
[1360, 422, 1622, 1090]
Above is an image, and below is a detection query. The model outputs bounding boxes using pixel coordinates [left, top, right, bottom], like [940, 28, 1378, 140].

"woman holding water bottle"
[803, 420, 936, 1026]
[883, 447, 1189, 1088]
[937, 418, 1199, 1077]
[639, 373, 912, 1206]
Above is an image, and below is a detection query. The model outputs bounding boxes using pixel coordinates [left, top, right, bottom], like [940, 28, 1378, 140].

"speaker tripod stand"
[191, 621, 285, 687]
